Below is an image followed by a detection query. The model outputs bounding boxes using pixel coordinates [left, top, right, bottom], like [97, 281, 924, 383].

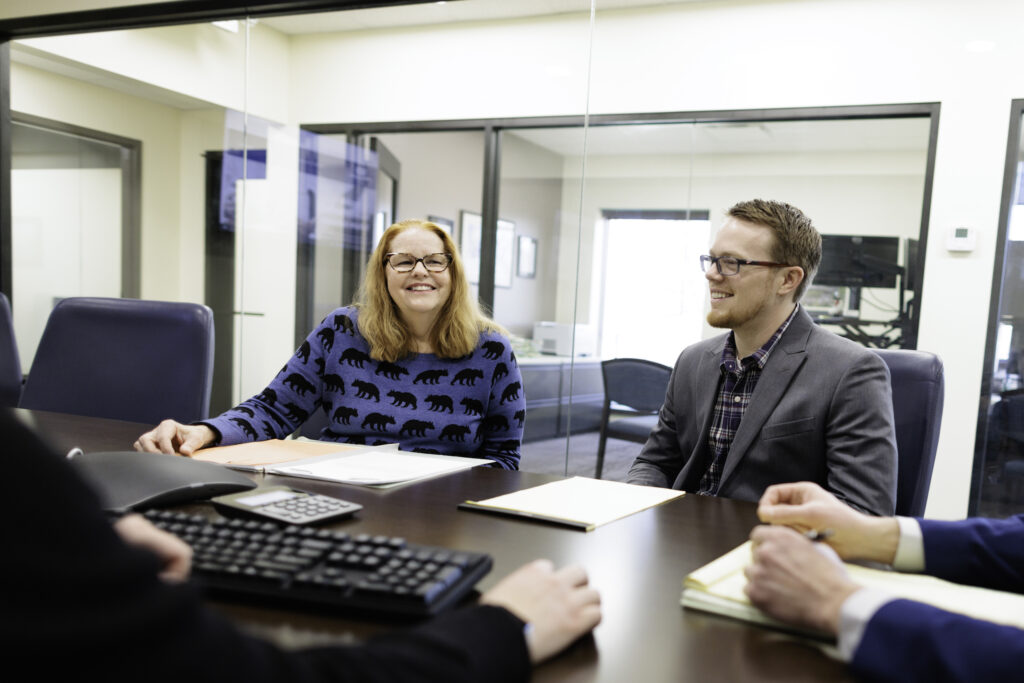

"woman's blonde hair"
[356, 219, 503, 361]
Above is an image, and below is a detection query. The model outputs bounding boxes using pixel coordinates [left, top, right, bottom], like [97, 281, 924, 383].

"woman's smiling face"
[384, 226, 452, 326]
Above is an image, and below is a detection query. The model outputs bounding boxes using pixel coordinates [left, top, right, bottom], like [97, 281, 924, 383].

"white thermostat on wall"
[947, 226, 976, 252]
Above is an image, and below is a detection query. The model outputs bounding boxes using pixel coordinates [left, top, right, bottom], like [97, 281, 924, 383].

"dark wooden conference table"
[20, 408, 854, 682]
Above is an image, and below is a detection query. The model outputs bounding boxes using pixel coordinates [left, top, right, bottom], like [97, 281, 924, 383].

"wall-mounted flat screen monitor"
[814, 235, 901, 289]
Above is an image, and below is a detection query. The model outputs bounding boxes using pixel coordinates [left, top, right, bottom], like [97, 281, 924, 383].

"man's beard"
[706, 290, 770, 330]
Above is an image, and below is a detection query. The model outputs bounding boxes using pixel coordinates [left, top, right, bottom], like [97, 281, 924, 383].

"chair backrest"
[19, 297, 214, 425]
[0, 292, 22, 407]
[601, 358, 672, 413]
[873, 349, 944, 517]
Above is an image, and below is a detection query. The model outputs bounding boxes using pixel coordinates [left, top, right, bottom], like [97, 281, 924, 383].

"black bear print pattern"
[361, 412, 395, 432]
[283, 373, 315, 396]
[388, 390, 417, 409]
[376, 361, 410, 380]
[413, 369, 448, 384]
[333, 313, 356, 335]
[208, 306, 526, 470]
[461, 397, 484, 416]
[426, 394, 454, 413]
[332, 406, 358, 424]
[352, 380, 380, 402]
[323, 374, 345, 393]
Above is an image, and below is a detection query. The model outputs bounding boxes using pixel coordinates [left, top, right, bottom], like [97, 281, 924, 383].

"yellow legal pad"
[682, 540, 1024, 635]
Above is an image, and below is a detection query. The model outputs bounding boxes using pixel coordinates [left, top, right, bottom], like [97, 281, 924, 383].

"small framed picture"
[496, 219, 515, 288]
[517, 235, 537, 279]
[428, 215, 454, 235]
[460, 210, 481, 283]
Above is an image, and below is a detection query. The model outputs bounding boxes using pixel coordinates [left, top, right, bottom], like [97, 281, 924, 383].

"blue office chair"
[595, 358, 672, 479]
[873, 349, 944, 517]
[19, 297, 214, 425]
[0, 292, 23, 407]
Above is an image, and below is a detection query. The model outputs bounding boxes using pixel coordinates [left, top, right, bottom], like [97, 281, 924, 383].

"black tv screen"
[814, 235, 901, 289]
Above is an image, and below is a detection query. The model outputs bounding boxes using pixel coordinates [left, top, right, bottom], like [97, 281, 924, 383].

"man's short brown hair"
[727, 199, 821, 301]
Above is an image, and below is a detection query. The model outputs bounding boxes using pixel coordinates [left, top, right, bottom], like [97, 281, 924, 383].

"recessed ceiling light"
[212, 20, 240, 33]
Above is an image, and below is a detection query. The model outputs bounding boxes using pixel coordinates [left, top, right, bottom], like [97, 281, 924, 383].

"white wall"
[17, 21, 290, 124]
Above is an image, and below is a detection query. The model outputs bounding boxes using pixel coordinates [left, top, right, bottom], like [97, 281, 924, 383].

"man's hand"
[481, 559, 601, 664]
[744, 525, 859, 635]
[757, 482, 899, 563]
[114, 514, 193, 582]
[134, 420, 216, 456]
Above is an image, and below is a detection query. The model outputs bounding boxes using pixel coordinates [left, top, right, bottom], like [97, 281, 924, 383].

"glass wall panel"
[552, 115, 933, 479]
[3, 2, 937, 487]
[975, 107, 1024, 517]
[11, 23, 249, 414]
[11, 119, 128, 373]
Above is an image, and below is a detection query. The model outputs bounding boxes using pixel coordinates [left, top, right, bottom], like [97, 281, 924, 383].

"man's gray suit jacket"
[627, 308, 897, 516]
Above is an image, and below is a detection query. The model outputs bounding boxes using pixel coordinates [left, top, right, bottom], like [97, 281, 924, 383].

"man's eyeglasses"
[699, 254, 791, 277]
[385, 252, 453, 273]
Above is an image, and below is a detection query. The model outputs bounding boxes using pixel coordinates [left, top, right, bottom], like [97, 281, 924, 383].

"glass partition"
[973, 102, 1024, 517]
[4, 1, 937, 483]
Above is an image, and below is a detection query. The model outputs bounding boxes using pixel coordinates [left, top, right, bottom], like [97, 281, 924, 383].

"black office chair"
[19, 297, 215, 425]
[873, 349, 944, 517]
[595, 358, 672, 479]
[0, 292, 23, 407]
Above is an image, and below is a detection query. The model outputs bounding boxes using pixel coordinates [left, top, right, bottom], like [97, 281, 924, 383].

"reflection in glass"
[11, 120, 130, 374]
[977, 113, 1024, 516]
[6, 5, 935, 486]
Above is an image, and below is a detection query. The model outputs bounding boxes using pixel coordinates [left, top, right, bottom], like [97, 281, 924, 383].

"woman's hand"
[134, 420, 216, 456]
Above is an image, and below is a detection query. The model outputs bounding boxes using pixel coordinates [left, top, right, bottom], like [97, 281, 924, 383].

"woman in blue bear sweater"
[136, 220, 525, 469]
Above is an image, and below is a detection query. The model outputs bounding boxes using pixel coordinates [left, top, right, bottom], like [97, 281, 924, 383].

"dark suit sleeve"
[822, 352, 897, 515]
[851, 599, 1024, 683]
[919, 514, 1024, 591]
[2, 410, 529, 683]
[849, 515, 1024, 681]
[627, 354, 686, 487]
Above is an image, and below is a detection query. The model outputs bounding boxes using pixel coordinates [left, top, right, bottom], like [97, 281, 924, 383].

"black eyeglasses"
[699, 254, 791, 277]
[385, 252, 452, 273]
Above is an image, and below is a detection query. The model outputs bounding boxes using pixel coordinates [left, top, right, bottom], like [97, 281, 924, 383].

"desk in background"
[19, 408, 853, 682]
[519, 356, 604, 442]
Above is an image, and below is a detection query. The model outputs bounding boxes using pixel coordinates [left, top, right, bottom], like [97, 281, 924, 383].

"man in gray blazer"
[627, 199, 896, 516]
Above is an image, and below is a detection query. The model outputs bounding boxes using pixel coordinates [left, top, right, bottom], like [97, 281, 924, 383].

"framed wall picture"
[459, 211, 515, 287]
[427, 215, 454, 235]
[460, 210, 481, 283]
[517, 235, 537, 279]
[496, 219, 515, 288]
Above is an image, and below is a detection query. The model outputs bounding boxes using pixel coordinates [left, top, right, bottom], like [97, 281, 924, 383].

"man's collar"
[722, 304, 800, 369]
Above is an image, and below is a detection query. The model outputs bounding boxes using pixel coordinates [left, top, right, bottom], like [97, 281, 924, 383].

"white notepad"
[460, 476, 684, 531]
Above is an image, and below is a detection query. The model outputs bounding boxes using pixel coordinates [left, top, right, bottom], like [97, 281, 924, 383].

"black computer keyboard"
[143, 509, 493, 617]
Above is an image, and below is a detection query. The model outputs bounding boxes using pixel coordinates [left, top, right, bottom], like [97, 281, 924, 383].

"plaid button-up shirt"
[697, 305, 799, 495]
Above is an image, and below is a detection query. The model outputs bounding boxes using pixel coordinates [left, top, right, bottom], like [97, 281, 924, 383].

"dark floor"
[519, 431, 641, 481]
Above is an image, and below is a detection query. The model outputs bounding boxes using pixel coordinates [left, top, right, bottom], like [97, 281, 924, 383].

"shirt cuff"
[837, 587, 895, 661]
[891, 516, 925, 571]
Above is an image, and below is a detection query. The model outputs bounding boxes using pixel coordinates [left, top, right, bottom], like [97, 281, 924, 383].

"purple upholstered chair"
[19, 297, 214, 425]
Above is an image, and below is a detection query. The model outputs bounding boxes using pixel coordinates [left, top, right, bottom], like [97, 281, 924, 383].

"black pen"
[804, 528, 834, 542]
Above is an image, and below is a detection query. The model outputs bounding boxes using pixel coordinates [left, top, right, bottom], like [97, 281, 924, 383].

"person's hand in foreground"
[757, 481, 899, 563]
[114, 513, 193, 582]
[744, 525, 859, 635]
[134, 420, 216, 457]
[481, 559, 602, 663]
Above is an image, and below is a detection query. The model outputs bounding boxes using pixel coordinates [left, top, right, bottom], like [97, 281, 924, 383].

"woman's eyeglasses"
[385, 252, 453, 273]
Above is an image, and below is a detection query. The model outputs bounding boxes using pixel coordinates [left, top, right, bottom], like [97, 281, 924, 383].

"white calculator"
[212, 485, 362, 525]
